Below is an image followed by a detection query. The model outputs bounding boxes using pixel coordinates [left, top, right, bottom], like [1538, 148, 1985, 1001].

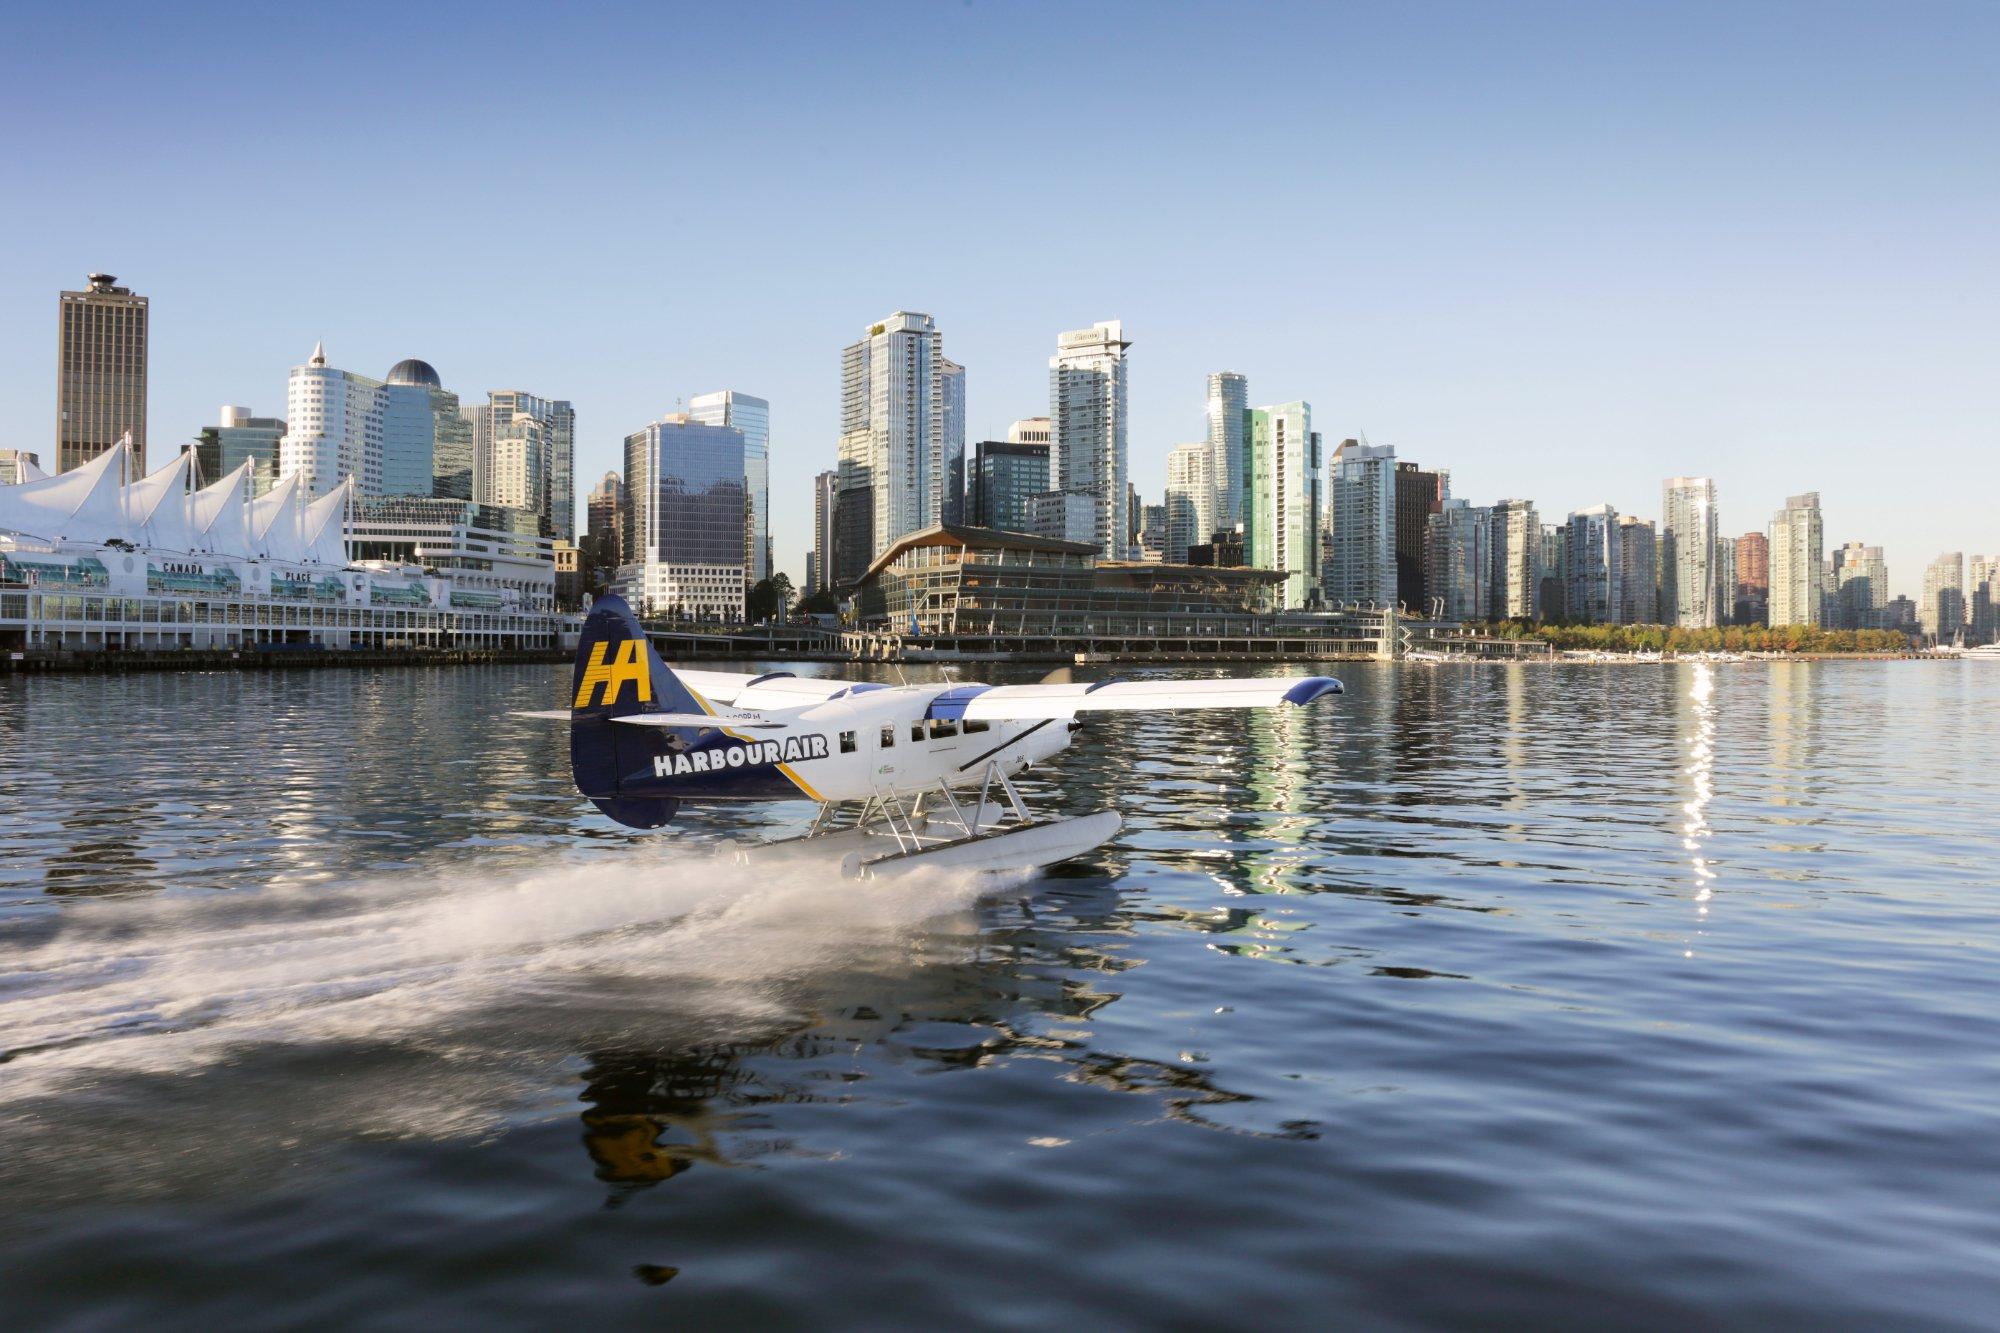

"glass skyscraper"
[967, 440, 1050, 534]
[1326, 440, 1396, 608]
[689, 390, 771, 587]
[1206, 371, 1247, 535]
[1049, 320, 1131, 559]
[1767, 492, 1825, 628]
[1164, 443, 1211, 564]
[1244, 402, 1322, 609]
[1661, 476, 1721, 628]
[621, 415, 746, 618]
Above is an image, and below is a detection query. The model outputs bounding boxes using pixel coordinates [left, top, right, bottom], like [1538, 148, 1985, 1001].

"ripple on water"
[0, 660, 1998, 1326]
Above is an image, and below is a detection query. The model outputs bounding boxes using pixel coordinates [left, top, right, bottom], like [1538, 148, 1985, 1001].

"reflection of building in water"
[1763, 661, 1818, 811]
[1501, 661, 1531, 814]
[1235, 700, 1321, 895]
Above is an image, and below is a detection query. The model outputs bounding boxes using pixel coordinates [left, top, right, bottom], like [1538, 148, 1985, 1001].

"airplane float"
[520, 595, 1343, 879]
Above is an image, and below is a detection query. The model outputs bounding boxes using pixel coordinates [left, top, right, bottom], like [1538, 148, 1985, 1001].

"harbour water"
[2, 660, 1997, 1328]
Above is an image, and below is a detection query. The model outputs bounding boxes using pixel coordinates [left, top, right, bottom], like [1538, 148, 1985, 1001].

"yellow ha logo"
[573, 638, 654, 708]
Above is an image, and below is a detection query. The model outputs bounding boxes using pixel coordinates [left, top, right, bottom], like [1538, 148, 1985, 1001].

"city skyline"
[2, 3, 1995, 598]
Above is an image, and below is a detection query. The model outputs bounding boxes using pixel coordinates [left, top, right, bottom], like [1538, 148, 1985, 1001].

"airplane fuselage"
[610, 682, 1076, 807]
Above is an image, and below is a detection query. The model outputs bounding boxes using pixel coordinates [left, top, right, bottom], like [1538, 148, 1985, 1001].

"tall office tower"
[1540, 526, 1569, 621]
[1734, 531, 1770, 625]
[477, 391, 576, 541]
[1205, 371, 1248, 533]
[1163, 443, 1212, 564]
[1027, 490, 1099, 545]
[586, 471, 624, 555]
[1660, 477, 1721, 628]
[1766, 493, 1825, 627]
[57, 273, 148, 479]
[1921, 552, 1965, 641]
[1616, 515, 1659, 624]
[487, 415, 546, 512]
[1007, 417, 1052, 447]
[620, 414, 747, 618]
[1427, 499, 1493, 623]
[966, 440, 1050, 533]
[690, 390, 772, 586]
[837, 312, 953, 571]
[1489, 499, 1541, 620]
[1832, 542, 1888, 629]
[378, 359, 444, 498]
[809, 469, 836, 595]
[1242, 402, 1322, 608]
[1127, 481, 1143, 553]
[1139, 503, 1168, 561]
[1049, 320, 1131, 559]
[1560, 505, 1622, 624]
[1712, 537, 1737, 627]
[192, 406, 285, 495]
[1325, 440, 1396, 607]
[280, 343, 385, 497]
[1969, 555, 2000, 644]
[426, 383, 474, 501]
[1394, 462, 1448, 612]
[0, 449, 44, 484]
[940, 360, 966, 526]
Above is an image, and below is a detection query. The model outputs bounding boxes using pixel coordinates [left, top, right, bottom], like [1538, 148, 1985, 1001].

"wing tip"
[1283, 677, 1344, 706]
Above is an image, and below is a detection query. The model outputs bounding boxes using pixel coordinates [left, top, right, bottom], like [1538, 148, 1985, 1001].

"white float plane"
[521, 595, 1342, 878]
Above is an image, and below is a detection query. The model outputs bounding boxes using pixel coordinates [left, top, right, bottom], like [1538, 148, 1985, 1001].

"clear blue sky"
[3, 1, 1993, 595]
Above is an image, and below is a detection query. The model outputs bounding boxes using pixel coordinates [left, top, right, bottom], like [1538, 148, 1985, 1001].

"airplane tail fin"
[569, 593, 705, 829]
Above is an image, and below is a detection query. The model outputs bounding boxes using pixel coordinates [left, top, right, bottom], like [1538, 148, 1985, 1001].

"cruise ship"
[1, 442, 561, 654]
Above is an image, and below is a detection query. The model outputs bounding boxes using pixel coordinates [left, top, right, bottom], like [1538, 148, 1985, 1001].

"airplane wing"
[511, 707, 793, 731]
[677, 669, 878, 710]
[950, 676, 1341, 722]
[610, 712, 790, 731]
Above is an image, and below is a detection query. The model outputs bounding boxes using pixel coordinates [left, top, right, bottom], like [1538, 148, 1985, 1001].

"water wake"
[0, 843, 997, 1106]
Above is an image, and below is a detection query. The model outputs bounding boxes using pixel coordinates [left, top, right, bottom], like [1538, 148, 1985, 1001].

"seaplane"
[518, 594, 1343, 879]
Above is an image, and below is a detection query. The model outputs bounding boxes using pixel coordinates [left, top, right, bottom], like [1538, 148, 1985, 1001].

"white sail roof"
[17, 457, 48, 482]
[189, 461, 253, 555]
[125, 453, 196, 553]
[300, 477, 352, 567]
[249, 472, 307, 564]
[0, 442, 130, 544]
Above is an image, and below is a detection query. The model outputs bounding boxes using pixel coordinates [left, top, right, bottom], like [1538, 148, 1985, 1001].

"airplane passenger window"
[911, 723, 925, 742]
[963, 719, 990, 734]
[839, 731, 857, 753]
[879, 726, 895, 747]
[928, 719, 959, 739]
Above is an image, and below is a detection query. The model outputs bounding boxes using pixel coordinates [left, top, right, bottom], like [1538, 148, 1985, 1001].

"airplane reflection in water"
[569, 885, 1319, 1212]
